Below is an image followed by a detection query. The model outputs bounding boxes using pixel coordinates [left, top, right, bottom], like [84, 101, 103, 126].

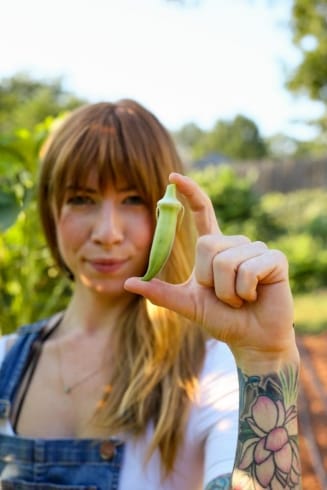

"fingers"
[132, 173, 288, 315]
[213, 241, 268, 307]
[195, 234, 251, 287]
[195, 236, 287, 308]
[124, 277, 193, 319]
[169, 173, 220, 235]
[235, 249, 288, 300]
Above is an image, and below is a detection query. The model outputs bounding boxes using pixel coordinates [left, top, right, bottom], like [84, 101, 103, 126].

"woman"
[0, 99, 301, 489]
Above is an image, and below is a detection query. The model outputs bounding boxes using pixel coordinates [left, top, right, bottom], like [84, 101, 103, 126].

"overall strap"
[0, 315, 61, 419]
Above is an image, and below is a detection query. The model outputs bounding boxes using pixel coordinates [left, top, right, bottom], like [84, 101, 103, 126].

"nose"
[91, 201, 124, 246]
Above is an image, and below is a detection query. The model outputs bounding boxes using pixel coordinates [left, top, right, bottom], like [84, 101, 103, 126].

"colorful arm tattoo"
[206, 365, 301, 489]
[205, 474, 231, 489]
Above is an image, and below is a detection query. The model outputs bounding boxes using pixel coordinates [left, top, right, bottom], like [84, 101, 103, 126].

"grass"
[294, 289, 327, 335]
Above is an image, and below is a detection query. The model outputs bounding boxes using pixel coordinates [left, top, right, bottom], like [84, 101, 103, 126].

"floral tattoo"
[205, 474, 231, 489]
[206, 366, 301, 490]
[236, 366, 301, 489]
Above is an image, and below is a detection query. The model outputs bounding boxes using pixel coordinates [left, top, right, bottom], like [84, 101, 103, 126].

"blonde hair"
[38, 100, 206, 475]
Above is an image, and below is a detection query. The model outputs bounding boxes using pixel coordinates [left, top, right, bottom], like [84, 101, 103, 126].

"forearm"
[234, 350, 301, 489]
[206, 349, 301, 490]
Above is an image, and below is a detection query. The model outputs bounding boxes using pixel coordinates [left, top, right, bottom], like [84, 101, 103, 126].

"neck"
[60, 284, 138, 335]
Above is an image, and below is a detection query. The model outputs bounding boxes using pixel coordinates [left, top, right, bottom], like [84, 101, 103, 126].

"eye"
[123, 194, 145, 205]
[66, 194, 95, 206]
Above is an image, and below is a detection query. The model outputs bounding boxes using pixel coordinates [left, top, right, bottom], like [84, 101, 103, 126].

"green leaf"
[0, 188, 21, 231]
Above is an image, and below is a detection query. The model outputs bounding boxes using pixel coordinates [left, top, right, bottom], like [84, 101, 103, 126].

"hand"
[124, 173, 297, 372]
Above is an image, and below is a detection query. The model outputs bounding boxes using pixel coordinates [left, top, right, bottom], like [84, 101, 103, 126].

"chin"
[79, 275, 127, 297]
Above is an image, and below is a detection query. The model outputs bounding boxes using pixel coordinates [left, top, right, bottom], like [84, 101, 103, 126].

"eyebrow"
[65, 185, 97, 193]
[116, 184, 137, 192]
[65, 184, 138, 193]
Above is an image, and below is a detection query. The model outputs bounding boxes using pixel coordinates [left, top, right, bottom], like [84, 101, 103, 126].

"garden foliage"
[0, 125, 326, 334]
[0, 119, 71, 334]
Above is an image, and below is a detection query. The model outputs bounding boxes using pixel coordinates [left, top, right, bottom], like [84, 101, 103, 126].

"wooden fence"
[233, 156, 327, 194]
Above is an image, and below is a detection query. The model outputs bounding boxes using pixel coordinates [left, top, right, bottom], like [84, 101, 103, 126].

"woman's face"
[54, 172, 154, 298]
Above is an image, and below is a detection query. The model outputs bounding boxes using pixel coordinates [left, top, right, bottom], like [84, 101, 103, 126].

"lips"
[87, 258, 128, 274]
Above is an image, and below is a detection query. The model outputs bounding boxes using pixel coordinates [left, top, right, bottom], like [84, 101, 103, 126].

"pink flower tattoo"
[239, 395, 300, 488]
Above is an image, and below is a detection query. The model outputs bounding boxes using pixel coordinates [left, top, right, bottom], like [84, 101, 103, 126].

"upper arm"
[199, 341, 239, 487]
[203, 394, 238, 486]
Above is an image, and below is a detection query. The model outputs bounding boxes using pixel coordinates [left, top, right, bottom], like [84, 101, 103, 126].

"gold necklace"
[56, 340, 105, 395]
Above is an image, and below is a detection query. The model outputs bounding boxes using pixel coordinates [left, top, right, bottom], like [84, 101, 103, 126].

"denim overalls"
[0, 319, 125, 489]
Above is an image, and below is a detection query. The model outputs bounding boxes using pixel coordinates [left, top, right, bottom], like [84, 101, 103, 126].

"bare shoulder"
[205, 474, 231, 489]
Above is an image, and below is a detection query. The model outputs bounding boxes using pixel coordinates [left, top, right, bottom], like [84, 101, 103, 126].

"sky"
[1, 0, 324, 140]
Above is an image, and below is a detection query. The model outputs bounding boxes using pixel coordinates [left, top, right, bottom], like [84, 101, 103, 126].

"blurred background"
[0, 0, 326, 487]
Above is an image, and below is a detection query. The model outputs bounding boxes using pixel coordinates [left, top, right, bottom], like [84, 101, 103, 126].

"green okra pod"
[141, 183, 184, 281]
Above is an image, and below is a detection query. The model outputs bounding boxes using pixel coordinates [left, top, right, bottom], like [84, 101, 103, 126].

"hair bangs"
[52, 108, 161, 213]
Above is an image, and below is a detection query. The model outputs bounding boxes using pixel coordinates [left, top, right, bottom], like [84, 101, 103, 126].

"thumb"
[124, 277, 192, 316]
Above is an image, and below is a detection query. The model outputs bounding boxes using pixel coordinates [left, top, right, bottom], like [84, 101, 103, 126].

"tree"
[172, 122, 204, 165]
[191, 114, 268, 161]
[287, 0, 327, 103]
[285, 0, 327, 151]
[173, 122, 204, 148]
[0, 72, 85, 134]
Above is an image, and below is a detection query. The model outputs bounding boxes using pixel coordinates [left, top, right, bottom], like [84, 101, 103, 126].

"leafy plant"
[0, 118, 70, 335]
[190, 165, 284, 241]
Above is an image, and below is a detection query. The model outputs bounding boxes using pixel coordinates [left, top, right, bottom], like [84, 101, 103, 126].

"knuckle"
[253, 240, 268, 249]
[196, 234, 219, 255]
[271, 248, 287, 260]
[238, 261, 256, 281]
[234, 234, 251, 244]
[270, 248, 289, 267]
[212, 252, 229, 271]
